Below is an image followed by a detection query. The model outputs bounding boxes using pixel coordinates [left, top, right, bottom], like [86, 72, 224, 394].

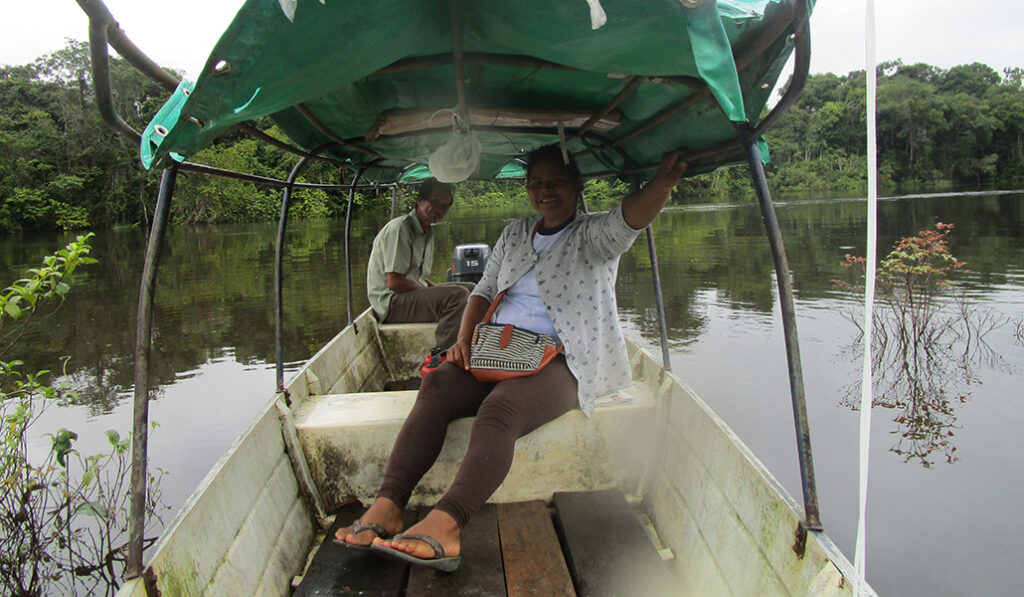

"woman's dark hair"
[416, 178, 454, 206]
[525, 144, 582, 182]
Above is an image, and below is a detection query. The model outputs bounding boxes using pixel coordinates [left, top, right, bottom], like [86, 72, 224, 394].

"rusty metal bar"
[178, 161, 396, 189]
[295, 104, 393, 160]
[275, 143, 338, 391]
[750, 5, 811, 139]
[603, 0, 796, 150]
[572, 76, 645, 139]
[450, 0, 467, 109]
[77, 0, 355, 169]
[126, 163, 177, 577]
[85, 15, 141, 144]
[631, 175, 672, 372]
[743, 135, 821, 530]
[76, 0, 178, 92]
[234, 123, 352, 168]
[369, 53, 706, 87]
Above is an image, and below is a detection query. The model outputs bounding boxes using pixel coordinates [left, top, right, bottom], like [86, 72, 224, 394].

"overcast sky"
[2, 1, 1021, 82]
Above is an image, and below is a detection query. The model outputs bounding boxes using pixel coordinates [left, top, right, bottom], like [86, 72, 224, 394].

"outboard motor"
[446, 243, 490, 283]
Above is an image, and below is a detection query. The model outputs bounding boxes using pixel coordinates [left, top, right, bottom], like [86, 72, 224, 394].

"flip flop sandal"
[332, 518, 391, 551]
[370, 533, 462, 572]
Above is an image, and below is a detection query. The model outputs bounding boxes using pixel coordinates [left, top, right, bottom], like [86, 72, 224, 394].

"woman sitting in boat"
[335, 144, 686, 571]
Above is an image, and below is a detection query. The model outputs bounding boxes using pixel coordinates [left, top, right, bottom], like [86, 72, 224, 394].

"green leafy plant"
[1, 233, 96, 359]
[1, 235, 166, 596]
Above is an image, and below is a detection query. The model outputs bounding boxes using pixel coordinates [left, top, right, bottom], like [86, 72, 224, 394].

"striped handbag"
[469, 290, 563, 382]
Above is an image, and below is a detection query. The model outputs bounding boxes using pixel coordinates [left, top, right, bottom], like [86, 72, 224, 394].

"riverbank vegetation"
[2, 41, 1023, 233]
[1, 235, 166, 595]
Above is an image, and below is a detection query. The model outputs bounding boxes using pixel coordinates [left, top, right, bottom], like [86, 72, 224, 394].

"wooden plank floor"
[295, 490, 673, 596]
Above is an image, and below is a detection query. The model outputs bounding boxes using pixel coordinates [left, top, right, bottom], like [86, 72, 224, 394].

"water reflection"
[0, 193, 1022, 428]
[831, 220, 1020, 467]
[837, 296, 1014, 467]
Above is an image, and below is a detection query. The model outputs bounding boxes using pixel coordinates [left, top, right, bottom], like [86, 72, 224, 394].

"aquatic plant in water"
[834, 223, 1015, 467]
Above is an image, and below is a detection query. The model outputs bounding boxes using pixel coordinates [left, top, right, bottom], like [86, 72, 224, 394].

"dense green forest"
[2, 41, 1022, 233]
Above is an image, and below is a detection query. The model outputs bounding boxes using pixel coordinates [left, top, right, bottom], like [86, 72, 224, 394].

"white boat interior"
[118, 308, 864, 596]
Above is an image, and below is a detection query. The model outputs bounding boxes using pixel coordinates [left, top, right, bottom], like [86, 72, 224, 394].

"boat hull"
[120, 309, 868, 596]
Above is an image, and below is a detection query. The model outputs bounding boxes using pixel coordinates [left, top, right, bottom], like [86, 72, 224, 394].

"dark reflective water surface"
[3, 192, 1022, 595]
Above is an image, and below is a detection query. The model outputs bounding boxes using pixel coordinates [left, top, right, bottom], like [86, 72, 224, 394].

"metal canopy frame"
[74, 0, 821, 583]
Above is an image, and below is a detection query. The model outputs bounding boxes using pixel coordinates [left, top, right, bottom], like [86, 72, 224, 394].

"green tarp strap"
[399, 164, 433, 182]
[141, 80, 193, 169]
[684, 0, 747, 123]
[757, 136, 770, 163]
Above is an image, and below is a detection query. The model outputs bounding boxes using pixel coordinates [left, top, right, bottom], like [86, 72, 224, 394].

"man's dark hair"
[525, 144, 582, 182]
[416, 178, 454, 206]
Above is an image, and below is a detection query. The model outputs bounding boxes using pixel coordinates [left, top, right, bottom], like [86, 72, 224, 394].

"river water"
[3, 191, 1022, 595]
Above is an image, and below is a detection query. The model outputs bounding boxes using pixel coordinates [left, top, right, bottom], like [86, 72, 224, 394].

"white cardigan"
[471, 203, 642, 415]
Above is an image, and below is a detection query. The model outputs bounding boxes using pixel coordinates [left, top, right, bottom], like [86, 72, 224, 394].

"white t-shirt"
[492, 227, 567, 343]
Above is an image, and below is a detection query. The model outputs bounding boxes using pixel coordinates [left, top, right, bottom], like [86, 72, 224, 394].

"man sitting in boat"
[366, 179, 474, 351]
[337, 146, 686, 571]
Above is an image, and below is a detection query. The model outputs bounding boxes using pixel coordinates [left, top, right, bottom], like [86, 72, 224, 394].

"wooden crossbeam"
[498, 500, 577, 597]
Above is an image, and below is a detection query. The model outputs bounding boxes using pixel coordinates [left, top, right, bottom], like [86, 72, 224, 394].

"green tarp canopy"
[142, 0, 811, 182]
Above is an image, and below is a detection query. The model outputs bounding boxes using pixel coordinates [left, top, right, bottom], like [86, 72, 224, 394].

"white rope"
[855, 1, 878, 595]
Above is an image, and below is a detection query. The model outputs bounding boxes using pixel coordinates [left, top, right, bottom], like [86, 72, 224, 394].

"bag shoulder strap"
[479, 218, 545, 325]
[480, 289, 508, 324]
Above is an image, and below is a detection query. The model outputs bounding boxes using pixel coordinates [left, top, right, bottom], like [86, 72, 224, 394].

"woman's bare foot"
[334, 497, 404, 547]
[373, 508, 461, 559]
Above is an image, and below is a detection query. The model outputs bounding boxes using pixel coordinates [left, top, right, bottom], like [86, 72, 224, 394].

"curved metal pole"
[345, 169, 367, 325]
[77, 0, 356, 169]
[275, 144, 338, 392]
[578, 0, 811, 181]
[86, 15, 141, 144]
[578, 188, 590, 214]
[743, 137, 821, 530]
[631, 176, 672, 371]
[126, 164, 177, 578]
[646, 226, 672, 372]
[77, 0, 179, 92]
[750, 1, 812, 139]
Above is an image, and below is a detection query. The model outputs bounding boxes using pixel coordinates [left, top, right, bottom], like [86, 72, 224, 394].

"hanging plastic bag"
[427, 109, 482, 183]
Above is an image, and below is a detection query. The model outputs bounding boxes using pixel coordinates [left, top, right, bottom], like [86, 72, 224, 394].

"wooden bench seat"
[293, 382, 657, 511]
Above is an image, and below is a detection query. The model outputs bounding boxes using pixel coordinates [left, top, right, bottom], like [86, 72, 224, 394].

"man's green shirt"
[366, 209, 434, 319]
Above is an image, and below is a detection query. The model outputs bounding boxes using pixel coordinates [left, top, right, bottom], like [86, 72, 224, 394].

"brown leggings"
[377, 355, 579, 528]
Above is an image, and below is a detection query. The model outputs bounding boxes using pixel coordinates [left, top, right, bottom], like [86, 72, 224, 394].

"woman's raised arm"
[621, 151, 687, 230]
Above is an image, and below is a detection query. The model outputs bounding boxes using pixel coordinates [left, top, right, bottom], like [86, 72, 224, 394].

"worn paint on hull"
[119, 309, 871, 596]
